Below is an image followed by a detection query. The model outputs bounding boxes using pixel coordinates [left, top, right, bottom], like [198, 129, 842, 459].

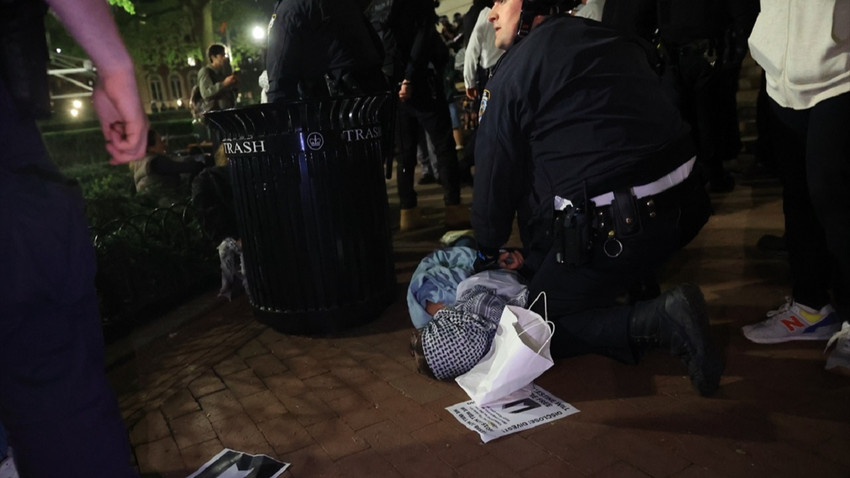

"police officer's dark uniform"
[0, 0, 137, 475]
[602, 0, 752, 192]
[471, 1, 722, 396]
[266, 0, 388, 101]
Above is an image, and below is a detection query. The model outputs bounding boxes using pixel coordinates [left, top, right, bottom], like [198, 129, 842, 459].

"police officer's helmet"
[516, 0, 577, 39]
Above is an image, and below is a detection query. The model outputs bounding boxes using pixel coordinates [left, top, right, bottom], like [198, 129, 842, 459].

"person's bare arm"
[46, 0, 148, 164]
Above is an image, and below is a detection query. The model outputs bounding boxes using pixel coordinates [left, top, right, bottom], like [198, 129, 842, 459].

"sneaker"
[825, 321, 850, 374]
[743, 298, 840, 344]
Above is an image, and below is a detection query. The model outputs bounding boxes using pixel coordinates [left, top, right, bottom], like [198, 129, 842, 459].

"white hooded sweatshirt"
[748, 0, 850, 110]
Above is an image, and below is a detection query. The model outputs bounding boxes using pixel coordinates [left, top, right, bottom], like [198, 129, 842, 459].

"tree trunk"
[201, 1, 213, 56]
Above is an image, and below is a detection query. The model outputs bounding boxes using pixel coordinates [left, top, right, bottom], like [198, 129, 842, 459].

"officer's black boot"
[629, 284, 723, 396]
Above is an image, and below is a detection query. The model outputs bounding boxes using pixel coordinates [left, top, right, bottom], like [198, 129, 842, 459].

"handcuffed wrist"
[474, 248, 501, 273]
[477, 246, 500, 259]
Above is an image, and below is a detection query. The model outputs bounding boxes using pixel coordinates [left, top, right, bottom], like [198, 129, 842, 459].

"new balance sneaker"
[825, 321, 850, 375]
[742, 297, 840, 344]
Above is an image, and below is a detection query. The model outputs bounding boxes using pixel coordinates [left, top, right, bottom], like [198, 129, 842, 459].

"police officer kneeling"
[472, 0, 722, 395]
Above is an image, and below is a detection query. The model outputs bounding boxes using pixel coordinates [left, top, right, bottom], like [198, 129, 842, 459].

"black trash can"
[205, 93, 396, 334]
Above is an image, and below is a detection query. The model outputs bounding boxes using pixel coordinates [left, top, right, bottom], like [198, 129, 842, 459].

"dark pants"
[675, 49, 727, 183]
[0, 81, 137, 478]
[769, 92, 850, 317]
[395, 94, 460, 209]
[525, 173, 711, 363]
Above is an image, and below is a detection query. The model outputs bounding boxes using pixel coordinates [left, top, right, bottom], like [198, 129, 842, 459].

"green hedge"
[63, 156, 218, 342]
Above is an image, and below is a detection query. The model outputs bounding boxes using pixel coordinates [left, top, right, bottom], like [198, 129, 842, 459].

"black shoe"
[629, 284, 723, 396]
[418, 173, 437, 185]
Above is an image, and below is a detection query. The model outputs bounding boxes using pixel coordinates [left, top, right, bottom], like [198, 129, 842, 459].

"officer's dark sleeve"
[470, 80, 528, 252]
[266, 1, 306, 100]
[404, 0, 436, 81]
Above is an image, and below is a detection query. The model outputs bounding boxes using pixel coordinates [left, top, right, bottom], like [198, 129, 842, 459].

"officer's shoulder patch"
[479, 89, 490, 120]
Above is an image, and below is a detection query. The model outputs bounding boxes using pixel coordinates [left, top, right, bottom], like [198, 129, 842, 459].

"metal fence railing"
[90, 200, 218, 341]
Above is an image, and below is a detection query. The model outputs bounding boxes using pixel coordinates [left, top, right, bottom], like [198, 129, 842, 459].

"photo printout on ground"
[186, 449, 290, 478]
[446, 384, 579, 443]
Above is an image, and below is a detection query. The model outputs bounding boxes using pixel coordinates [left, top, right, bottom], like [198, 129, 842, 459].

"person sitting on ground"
[130, 129, 204, 207]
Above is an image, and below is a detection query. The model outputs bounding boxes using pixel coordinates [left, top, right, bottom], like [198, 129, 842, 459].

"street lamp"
[251, 25, 266, 42]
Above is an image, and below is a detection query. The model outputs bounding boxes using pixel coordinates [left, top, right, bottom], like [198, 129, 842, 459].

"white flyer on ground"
[446, 384, 579, 443]
[186, 448, 290, 478]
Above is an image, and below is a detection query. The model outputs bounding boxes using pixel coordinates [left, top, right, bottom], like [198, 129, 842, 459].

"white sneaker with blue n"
[743, 297, 840, 344]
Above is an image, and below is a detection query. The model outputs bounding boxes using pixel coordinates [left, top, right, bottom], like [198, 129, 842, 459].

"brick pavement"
[107, 160, 850, 478]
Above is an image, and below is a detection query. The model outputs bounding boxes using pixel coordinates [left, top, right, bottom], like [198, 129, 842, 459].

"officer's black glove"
[473, 247, 501, 273]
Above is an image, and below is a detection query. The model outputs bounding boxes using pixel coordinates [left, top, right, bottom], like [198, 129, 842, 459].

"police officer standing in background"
[265, 0, 387, 101]
[472, 0, 723, 396]
[0, 0, 147, 475]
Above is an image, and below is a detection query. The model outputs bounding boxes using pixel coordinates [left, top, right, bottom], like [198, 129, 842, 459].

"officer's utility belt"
[590, 157, 694, 206]
[552, 157, 696, 265]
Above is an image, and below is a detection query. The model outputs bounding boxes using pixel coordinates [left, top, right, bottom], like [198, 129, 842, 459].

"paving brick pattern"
[108, 162, 850, 477]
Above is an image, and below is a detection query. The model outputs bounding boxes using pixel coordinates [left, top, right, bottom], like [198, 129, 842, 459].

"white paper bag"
[455, 292, 555, 406]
